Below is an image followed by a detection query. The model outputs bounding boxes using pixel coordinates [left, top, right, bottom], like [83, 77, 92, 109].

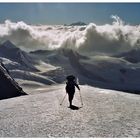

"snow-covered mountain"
[30, 48, 140, 93]
[114, 48, 140, 63]
[0, 41, 56, 89]
[1, 39, 140, 94]
[69, 21, 87, 26]
[0, 40, 39, 72]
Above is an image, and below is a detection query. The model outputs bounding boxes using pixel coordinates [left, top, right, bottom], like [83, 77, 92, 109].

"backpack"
[66, 75, 76, 93]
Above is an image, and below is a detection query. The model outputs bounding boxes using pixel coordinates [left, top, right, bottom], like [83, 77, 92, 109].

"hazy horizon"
[0, 3, 140, 25]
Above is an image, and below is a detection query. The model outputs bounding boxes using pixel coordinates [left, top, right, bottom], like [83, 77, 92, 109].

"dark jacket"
[66, 80, 80, 94]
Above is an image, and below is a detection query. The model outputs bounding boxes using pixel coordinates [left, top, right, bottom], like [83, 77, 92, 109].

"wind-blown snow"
[0, 15, 140, 54]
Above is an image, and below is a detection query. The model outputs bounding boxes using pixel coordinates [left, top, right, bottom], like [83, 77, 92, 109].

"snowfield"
[0, 85, 140, 137]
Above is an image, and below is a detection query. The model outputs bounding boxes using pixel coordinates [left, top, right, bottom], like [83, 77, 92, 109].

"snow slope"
[0, 85, 140, 137]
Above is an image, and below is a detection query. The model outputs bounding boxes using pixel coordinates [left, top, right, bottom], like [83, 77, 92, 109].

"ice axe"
[60, 93, 67, 105]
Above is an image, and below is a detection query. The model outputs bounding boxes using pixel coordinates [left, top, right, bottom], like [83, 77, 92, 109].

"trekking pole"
[60, 93, 67, 105]
[79, 90, 83, 107]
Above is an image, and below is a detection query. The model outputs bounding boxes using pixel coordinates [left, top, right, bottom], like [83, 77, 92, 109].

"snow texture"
[0, 85, 140, 137]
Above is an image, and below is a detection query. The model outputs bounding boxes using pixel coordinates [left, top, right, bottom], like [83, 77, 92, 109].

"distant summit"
[2, 40, 17, 49]
[68, 21, 87, 26]
[0, 40, 20, 60]
[0, 40, 38, 71]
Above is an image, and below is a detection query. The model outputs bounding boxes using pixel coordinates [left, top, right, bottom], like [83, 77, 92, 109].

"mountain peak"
[69, 21, 87, 26]
[2, 40, 17, 49]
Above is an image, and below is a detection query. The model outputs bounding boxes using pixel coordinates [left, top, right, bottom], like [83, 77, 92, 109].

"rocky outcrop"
[0, 62, 27, 100]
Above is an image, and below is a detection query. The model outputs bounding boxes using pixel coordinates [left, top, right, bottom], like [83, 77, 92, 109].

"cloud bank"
[0, 15, 140, 54]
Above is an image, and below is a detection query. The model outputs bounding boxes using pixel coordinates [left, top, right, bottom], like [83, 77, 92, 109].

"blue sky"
[0, 3, 140, 25]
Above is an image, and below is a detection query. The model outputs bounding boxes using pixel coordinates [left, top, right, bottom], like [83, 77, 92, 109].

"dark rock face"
[0, 62, 27, 100]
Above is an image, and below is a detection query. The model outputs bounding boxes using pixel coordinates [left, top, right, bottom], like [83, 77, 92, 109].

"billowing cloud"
[0, 16, 140, 54]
